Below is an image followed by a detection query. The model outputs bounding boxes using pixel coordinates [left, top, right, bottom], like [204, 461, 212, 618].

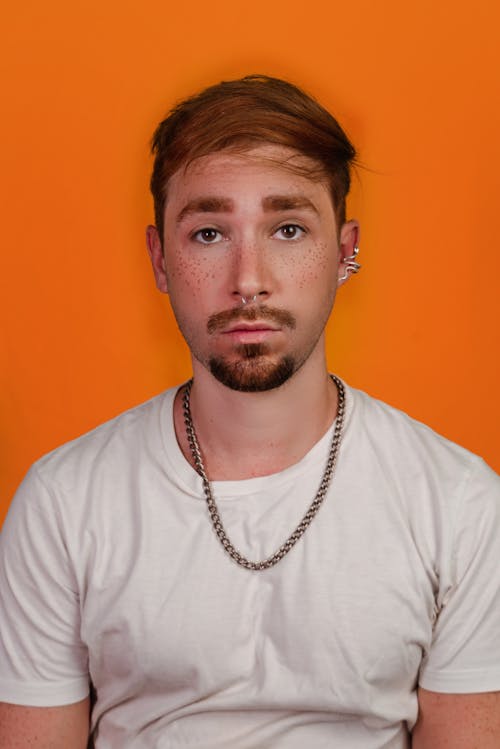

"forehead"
[165, 145, 331, 203]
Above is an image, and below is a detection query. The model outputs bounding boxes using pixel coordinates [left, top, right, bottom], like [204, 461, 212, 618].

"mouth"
[221, 321, 281, 344]
[223, 321, 280, 334]
[207, 305, 296, 335]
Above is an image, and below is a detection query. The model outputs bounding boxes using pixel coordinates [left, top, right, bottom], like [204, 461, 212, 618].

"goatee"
[209, 347, 295, 392]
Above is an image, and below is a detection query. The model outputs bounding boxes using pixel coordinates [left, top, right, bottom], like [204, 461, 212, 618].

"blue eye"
[193, 228, 223, 244]
[275, 224, 305, 240]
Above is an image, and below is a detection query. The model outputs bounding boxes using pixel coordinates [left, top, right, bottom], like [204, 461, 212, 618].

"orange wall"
[1, 0, 499, 523]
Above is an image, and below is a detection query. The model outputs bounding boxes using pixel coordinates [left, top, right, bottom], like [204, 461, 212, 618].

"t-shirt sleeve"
[0, 465, 90, 706]
[419, 456, 500, 693]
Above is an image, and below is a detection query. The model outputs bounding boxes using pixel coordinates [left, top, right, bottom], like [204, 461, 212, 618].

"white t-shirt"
[1, 381, 499, 749]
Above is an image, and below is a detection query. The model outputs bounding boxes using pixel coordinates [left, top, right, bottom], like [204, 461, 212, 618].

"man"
[0, 75, 499, 748]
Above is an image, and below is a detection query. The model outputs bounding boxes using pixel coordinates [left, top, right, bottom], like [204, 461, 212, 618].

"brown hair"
[150, 75, 356, 241]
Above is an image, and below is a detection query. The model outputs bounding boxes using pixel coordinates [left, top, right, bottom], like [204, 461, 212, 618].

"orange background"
[1, 0, 499, 524]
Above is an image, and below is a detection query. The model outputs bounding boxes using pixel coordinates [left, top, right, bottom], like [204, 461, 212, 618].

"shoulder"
[2, 386, 181, 560]
[7, 386, 180, 526]
[340, 383, 500, 604]
[345, 382, 496, 479]
[342, 382, 499, 530]
[32, 387, 178, 491]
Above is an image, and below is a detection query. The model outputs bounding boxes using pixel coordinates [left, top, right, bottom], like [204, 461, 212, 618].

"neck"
[173, 350, 339, 480]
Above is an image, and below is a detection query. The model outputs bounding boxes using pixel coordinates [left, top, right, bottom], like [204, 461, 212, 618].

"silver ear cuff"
[241, 295, 258, 305]
[338, 247, 361, 283]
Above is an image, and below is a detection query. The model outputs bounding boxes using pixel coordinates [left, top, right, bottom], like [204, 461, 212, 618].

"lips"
[223, 321, 279, 334]
[207, 305, 296, 335]
[219, 320, 282, 345]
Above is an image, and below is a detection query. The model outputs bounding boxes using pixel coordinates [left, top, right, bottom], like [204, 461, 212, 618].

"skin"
[1, 145, 497, 746]
[147, 145, 359, 479]
[412, 688, 500, 748]
[0, 698, 90, 748]
[146, 144, 500, 744]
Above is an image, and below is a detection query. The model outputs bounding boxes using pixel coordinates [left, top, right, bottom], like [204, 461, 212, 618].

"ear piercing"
[338, 247, 361, 284]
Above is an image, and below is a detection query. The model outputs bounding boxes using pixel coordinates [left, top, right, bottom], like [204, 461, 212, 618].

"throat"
[173, 374, 339, 481]
[173, 374, 346, 571]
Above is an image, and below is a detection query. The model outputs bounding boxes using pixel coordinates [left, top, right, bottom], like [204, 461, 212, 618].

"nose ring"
[241, 295, 257, 305]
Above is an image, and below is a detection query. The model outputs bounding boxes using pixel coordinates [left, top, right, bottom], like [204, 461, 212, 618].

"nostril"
[240, 295, 258, 306]
[232, 289, 269, 307]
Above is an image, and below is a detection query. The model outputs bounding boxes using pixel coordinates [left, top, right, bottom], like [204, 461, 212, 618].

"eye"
[274, 224, 306, 240]
[193, 228, 223, 244]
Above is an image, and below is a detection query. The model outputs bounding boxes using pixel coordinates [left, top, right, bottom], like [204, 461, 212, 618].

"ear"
[146, 225, 169, 294]
[337, 220, 361, 287]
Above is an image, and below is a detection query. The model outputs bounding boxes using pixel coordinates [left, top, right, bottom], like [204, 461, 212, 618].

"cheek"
[275, 243, 336, 291]
[165, 250, 225, 298]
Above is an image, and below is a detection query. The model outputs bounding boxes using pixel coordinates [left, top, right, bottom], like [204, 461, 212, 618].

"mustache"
[207, 305, 296, 334]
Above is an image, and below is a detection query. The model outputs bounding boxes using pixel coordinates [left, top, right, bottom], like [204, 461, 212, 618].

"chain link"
[182, 375, 346, 571]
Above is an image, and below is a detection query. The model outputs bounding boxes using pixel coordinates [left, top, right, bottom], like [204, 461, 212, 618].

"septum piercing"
[241, 295, 258, 305]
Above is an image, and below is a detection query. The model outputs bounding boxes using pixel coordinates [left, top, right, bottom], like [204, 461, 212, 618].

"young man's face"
[147, 145, 358, 391]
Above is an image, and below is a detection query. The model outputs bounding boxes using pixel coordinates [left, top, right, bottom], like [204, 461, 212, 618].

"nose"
[230, 242, 272, 306]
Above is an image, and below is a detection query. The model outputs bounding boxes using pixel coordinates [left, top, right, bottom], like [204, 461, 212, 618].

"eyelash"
[191, 223, 307, 244]
[192, 228, 223, 244]
[274, 223, 307, 240]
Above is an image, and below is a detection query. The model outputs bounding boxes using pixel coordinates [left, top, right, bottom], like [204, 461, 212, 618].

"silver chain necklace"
[182, 374, 346, 571]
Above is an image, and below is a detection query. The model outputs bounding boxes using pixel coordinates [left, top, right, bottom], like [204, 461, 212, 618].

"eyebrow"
[175, 193, 319, 226]
[176, 197, 234, 225]
[261, 195, 319, 215]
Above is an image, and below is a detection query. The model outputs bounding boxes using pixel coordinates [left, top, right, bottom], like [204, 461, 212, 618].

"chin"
[208, 351, 295, 392]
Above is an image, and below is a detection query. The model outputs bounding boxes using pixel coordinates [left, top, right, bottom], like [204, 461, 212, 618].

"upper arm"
[418, 459, 500, 703]
[0, 698, 90, 749]
[0, 469, 89, 708]
[412, 687, 500, 749]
